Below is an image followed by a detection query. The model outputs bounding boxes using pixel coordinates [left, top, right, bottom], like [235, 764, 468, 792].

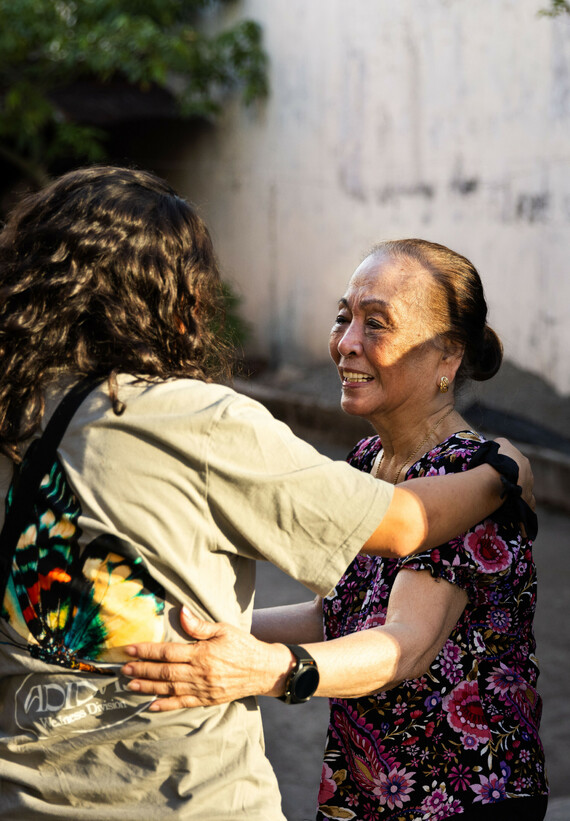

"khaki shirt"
[0, 377, 393, 820]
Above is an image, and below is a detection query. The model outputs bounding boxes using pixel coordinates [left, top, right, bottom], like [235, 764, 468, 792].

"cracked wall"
[167, 0, 570, 394]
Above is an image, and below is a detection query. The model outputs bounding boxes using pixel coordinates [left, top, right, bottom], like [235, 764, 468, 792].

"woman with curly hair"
[0, 167, 531, 820]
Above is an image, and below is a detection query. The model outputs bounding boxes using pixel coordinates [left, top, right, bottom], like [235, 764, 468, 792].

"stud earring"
[439, 376, 449, 393]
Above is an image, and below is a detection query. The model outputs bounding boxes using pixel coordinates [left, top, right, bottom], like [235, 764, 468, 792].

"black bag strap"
[0, 375, 107, 605]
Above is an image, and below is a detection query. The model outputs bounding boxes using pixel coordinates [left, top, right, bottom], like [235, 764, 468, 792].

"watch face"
[295, 665, 320, 701]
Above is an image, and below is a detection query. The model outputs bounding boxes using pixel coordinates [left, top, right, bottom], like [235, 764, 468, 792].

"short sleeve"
[205, 393, 394, 596]
[398, 541, 480, 601]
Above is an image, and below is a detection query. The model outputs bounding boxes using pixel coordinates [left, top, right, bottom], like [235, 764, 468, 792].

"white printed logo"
[15, 674, 151, 738]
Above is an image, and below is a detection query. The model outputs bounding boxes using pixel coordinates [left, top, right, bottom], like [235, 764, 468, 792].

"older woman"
[124, 239, 547, 820]
[0, 170, 528, 821]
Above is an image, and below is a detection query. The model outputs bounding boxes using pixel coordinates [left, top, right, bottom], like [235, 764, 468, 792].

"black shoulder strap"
[0, 375, 106, 604]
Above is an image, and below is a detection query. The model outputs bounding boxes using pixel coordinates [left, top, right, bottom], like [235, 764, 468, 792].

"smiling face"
[329, 251, 460, 429]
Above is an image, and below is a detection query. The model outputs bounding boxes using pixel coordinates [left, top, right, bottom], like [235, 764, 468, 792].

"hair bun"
[469, 325, 503, 382]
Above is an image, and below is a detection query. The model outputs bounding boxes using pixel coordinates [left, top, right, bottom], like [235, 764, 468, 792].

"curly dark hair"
[0, 165, 232, 462]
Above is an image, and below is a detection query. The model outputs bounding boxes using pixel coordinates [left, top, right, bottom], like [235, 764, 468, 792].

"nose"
[336, 320, 363, 359]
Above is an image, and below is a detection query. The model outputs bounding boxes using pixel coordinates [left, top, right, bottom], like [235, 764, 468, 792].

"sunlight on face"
[329, 252, 450, 424]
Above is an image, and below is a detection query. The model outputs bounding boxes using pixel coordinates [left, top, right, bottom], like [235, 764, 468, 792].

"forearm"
[121, 614, 421, 705]
[252, 599, 324, 644]
[283, 571, 466, 699]
[121, 575, 463, 709]
[364, 463, 502, 558]
[252, 621, 432, 700]
[123, 627, 412, 703]
[300, 626, 420, 699]
[406, 464, 505, 548]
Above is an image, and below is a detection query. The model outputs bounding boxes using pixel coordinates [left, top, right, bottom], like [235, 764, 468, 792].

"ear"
[439, 341, 464, 386]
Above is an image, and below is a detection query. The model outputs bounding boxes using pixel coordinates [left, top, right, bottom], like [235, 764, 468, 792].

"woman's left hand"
[121, 608, 293, 711]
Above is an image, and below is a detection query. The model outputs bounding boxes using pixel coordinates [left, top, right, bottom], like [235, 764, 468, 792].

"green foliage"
[539, 0, 570, 16]
[0, 0, 268, 186]
[219, 280, 251, 352]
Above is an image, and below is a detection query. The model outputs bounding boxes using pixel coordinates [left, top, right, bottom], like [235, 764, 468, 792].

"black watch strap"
[277, 644, 320, 705]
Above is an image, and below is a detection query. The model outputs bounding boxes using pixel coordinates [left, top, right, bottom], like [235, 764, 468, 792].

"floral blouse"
[318, 432, 548, 820]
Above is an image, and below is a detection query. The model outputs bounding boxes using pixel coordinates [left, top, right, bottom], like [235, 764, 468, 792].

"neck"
[373, 403, 462, 484]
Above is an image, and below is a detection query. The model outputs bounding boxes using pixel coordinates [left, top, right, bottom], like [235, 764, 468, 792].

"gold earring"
[439, 376, 449, 393]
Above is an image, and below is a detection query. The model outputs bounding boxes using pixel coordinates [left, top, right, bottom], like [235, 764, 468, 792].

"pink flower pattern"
[318, 433, 548, 820]
[318, 763, 337, 804]
[471, 772, 507, 804]
[464, 522, 511, 574]
[443, 679, 491, 743]
[376, 767, 416, 809]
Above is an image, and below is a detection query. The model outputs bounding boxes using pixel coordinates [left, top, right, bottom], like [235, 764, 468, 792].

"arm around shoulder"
[363, 462, 506, 558]
[363, 437, 533, 558]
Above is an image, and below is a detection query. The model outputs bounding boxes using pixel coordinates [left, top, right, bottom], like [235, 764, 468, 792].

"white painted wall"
[165, 0, 570, 394]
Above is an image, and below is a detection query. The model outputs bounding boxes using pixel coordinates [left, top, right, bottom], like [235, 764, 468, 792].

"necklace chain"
[375, 405, 455, 485]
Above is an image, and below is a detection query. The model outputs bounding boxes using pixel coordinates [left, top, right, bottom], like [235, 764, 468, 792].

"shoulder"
[46, 374, 240, 417]
[119, 376, 239, 407]
[413, 431, 487, 477]
[57, 376, 265, 457]
[346, 435, 381, 470]
[90, 377, 263, 424]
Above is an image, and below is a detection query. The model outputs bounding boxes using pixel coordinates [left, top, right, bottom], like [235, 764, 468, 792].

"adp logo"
[14, 674, 150, 737]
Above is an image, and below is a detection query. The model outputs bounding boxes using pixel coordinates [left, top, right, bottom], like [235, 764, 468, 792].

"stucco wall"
[165, 0, 570, 394]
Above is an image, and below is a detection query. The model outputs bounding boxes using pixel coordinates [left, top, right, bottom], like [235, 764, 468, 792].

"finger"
[127, 678, 195, 696]
[122, 660, 194, 681]
[123, 642, 196, 662]
[180, 607, 219, 640]
[527, 493, 536, 512]
[131, 682, 227, 709]
[147, 695, 206, 712]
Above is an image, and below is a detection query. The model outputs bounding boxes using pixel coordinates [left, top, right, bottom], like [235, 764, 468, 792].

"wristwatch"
[277, 644, 320, 704]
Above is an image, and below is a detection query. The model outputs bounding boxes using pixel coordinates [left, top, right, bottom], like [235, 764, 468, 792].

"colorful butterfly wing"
[2, 453, 166, 671]
[78, 536, 166, 660]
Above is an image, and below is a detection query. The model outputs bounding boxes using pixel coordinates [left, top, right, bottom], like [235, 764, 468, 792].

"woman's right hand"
[121, 609, 295, 711]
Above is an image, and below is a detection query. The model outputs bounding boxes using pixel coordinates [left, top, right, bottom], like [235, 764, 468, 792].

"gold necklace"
[375, 405, 455, 485]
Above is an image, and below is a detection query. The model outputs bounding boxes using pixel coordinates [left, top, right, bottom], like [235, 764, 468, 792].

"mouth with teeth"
[340, 369, 374, 385]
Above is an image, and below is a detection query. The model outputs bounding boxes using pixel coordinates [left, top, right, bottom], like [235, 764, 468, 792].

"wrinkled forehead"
[344, 251, 435, 308]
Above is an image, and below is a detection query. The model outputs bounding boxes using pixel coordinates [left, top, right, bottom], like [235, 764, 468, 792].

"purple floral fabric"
[318, 431, 548, 820]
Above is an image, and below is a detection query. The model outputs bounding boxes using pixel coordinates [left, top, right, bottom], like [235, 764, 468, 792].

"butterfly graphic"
[1, 446, 166, 673]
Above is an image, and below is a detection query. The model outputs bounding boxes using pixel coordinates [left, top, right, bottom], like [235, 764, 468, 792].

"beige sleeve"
[205, 393, 394, 596]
